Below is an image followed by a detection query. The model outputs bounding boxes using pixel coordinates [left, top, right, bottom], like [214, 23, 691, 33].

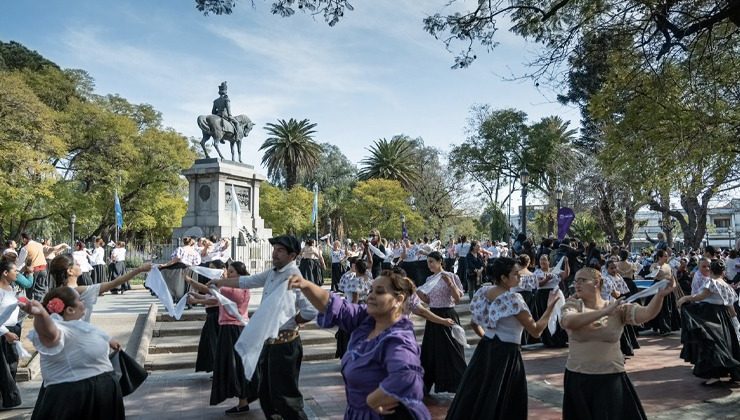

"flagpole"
[115, 188, 119, 243]
[314, 184, 319, 243]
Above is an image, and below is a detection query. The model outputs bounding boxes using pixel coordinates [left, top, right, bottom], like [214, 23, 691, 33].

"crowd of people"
[0, 228, 739, 419]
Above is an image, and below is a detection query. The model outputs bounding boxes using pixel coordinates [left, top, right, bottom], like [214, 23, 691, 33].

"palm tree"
[261, 118, 321, 188]
[358, 136, 419, 188]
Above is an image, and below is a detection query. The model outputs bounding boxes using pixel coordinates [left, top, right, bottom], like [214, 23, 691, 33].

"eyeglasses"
[573, 278, 594, 284]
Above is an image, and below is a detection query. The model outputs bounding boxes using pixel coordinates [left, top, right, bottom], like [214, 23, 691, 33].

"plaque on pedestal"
[173, 158, 272, 241]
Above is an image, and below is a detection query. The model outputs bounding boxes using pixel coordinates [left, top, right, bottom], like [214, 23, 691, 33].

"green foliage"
[344, 179, 424, 240]
[479, 204, 510, 242]
[261, 118, 322, 189]
[260, 183, 314, 236]
[569, 214, 606, 245]
[299, 142, 356, 191]
[358, 136, 420, 189]
[0, 43, 194, 243]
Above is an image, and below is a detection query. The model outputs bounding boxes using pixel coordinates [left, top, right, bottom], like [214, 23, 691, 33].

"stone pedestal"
[173, 158, 272, 241]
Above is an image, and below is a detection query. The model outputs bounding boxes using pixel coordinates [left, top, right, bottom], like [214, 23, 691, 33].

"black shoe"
[225, 405, 249, 415]
[111, 290, 119, 295]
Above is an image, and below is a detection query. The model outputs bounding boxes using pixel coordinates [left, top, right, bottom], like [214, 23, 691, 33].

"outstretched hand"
[288, 274, 307, 290]
[18, 299, 45, 316]
[546, 289, 561, 308]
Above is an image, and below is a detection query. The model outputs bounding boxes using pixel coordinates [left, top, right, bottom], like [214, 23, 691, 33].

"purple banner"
[557, 207, 576, 241]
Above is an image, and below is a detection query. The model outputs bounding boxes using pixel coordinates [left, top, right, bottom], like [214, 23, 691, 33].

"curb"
[15, 352, 40, 382]
[130, 303, 158, 367]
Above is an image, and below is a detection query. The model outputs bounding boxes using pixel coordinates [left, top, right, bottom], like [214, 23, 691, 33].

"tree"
[358, 136, 420, 189]
[343, 179, 424, 240]
[479, 203, 510, 242]
[260, 183, 315, 236]
[299, 142, 356, 191]
[261, 118, 321, 189]
[569, 214, 606, 245]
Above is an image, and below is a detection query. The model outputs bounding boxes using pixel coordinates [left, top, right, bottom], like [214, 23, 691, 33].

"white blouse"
[73, 250, 94, 273]
[699, 278, 738, 306]
[471, 287, 529, 344]
[28, 314, 113, 385]
[0, 287, 19, 336]
[111, 248, 126, 262]
[534, 268, 560, 289]
[89, 247, 105, 266]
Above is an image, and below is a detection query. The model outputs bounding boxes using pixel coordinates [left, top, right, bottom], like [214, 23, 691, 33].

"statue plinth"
[173, 158, 272, 241]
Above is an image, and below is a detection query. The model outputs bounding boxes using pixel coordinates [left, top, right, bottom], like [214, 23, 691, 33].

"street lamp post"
[400, 213, 406, 239]
[728, 228, 734, 250]
[556, 188, 563, 210]
[70, 213, 76, 248]
[520, 169, 530, 237]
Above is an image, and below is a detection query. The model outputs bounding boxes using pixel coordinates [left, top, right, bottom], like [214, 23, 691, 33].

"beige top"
[560, 298, 638, 374]
[300, 246, 322, 260]
[615, 261, 635, 279]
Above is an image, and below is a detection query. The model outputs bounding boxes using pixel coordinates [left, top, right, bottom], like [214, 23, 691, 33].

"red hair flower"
[17, 297, 28, 305]
[46, 298, 65, 314]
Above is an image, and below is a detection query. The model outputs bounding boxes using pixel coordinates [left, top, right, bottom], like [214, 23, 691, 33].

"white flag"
[625, 280, 669, 303]
[230, 184, 243, 237]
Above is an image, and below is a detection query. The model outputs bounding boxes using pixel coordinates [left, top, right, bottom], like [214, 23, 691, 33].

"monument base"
[173, 158, 272, 241]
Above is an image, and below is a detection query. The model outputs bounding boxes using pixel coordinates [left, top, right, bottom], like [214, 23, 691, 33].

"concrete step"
[146, 323, 481, 370]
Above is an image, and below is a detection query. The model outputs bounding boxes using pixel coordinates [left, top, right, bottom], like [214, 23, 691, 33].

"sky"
[1, 0, 579, 206]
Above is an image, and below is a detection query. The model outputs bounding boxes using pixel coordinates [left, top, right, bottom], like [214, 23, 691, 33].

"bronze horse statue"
[197, 114, 254, 162]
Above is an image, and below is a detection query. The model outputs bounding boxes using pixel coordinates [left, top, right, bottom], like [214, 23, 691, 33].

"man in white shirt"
[212, 235, 317, 419]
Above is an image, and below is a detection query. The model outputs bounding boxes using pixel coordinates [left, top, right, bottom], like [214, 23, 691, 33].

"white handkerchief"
[551, 257, 565, 277]
[548, 289, 566, 335]
[451, 324, 470, 348]
[172, 295, 188, 320]
[0, 303, 18, 326]
[14, 341, 30, 359]
[235, 279, 296, 380]
[625, 280, 669, 303]
[644, 268, 660, 279]
[145, 267, 178, 318]
[209, 286, 246, 325]
[189, 266, 225, 280]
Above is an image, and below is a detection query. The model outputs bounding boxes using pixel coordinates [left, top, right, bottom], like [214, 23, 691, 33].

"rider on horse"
[212, 82, 241, 143]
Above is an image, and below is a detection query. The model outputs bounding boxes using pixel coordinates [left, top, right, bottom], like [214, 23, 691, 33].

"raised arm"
[20, 300, 60, 348]
[515, 291, 560, 338]
[560, 298, 622, 330]
[289, 275, 330, 313]
[634, 286, 674, 324]
[185, 276, 210, 294]
[99, 263, 152, 294]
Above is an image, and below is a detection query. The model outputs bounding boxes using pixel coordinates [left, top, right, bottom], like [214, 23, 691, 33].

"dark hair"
[619, 249, 630, 261]
[355, 259, 367, 275]
[655, 249, 667, 259]
[470, 240, 479, 250]
[182, 236, 195, 246]
[378, 271, 416, 303]
[229, 261, 249, 276]
[0, 260, 14, 278]
[4, 240, 14, 248]
[709, 259, 725, 276]
[49, 254, 75, 288]
[427, 251, 443, 262]
[348, 256, 359, 267]
[75, 240, 85, 251]
[730, 250, 738, 259]
[208, 260, 226, 269]
[705, 245, 716, 256]
[20, 232, 30, 241]
[606, 260, 616, 269]
[388, 266, 407, 277]
[42, 286, 78, 314]
[486, 257, 517, 286]
[306, 239, 315, 247]
[517, 254, 530, 268]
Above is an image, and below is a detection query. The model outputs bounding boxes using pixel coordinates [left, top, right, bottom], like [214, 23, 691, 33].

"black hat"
[268, 235, 301, 254]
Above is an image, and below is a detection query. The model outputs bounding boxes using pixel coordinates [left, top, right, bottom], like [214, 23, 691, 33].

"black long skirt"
[195, 307, 220, 373]
[77, 271, 93, 286]
[535, 289, 568, 347]
[421, 307, 467, 394]
[620, 324, 640, 357]
[416, 260, 432, 286]
[562, 369, 647, 420]
[299, 259, 323, 287]
[32, 371, 124, 420]
[210, 324, 260, 405]
[330, 262, 345, 292]
[92, 264, 106, 285]
[400, 261, 419, 287]
[0, 327, 21, 408]
[645, 284, 681, 334]
[109, 261, 129, 292]
[680, 303, 740, 380]
[517, 291, 538, 345]
[456, 258, 468, 292]
[446, 336, 527, 420]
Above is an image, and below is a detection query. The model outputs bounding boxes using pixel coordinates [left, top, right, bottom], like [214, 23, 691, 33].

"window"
[714, 218, 730, 228]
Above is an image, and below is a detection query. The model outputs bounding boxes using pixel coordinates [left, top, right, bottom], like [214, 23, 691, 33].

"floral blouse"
[601, 273, 630, 300]
[344, 273, 373, 302]
[700, 277, 738, 306]
[470, 287, 530, 343]
[513, 273, 538, 292]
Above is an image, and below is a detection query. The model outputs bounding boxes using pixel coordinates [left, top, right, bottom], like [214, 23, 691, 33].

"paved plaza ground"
[1, 287, 739, 419]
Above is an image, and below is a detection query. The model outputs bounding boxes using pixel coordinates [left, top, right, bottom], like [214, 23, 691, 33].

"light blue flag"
[114, 192, 123, 229]
[311, 183, 318, 224]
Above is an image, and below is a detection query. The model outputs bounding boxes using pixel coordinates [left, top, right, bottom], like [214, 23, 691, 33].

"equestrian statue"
[197, 81, 254, 162]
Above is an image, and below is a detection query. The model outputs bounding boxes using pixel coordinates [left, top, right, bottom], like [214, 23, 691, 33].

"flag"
[557, 207, 575, 241]
[114, 191, 124, 229]
[230, 184, 243, 234]
[311, 183, 318, 224]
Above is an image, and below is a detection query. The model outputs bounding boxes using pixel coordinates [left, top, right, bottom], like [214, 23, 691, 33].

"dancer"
[49, 254, 151, 322]
[72, 241, 94, 286]
[329, 241, 346, 292]
[645, 250, 680, 335]
[446, 257, 560, 420]
[289, 271, 431, 419]
[0, 260, 21, 408]
[560, 267, 673, 420]
[603, 261, 641, 356]
[109, 241, 128, 294]
[187, 260, 227, 374]
[534, 254, 570, 347]
[678, 259, 740, 385]
[513, 254, 539, 345]
[89, 238, 107, 285]
[189, 261, 258, 414]
[298, 239, 325, 287]
[417, 251, 466, 394]
[23, 287, 125, 420]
